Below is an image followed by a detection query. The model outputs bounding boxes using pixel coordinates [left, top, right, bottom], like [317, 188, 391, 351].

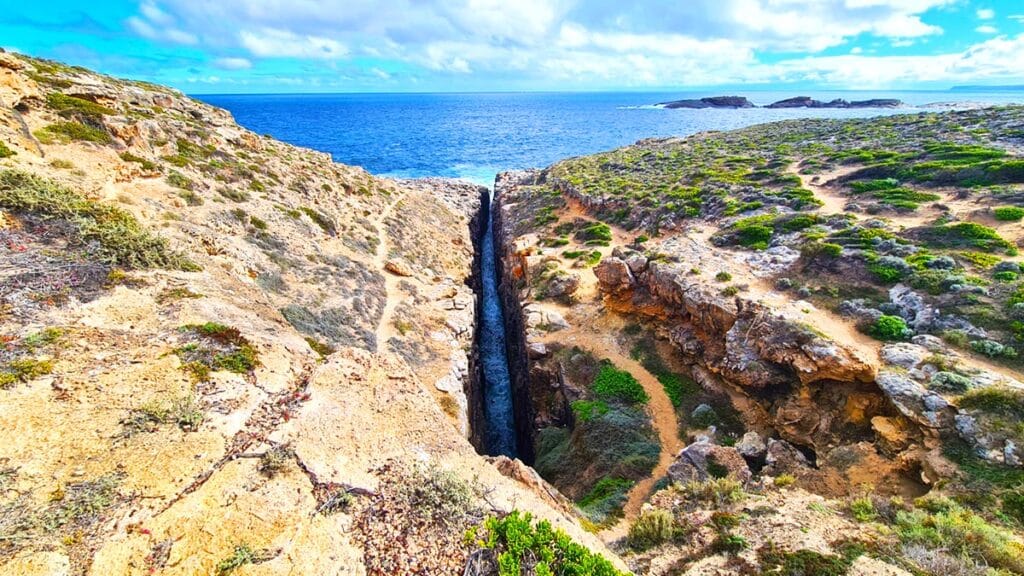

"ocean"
[199, 90, 1024, 187]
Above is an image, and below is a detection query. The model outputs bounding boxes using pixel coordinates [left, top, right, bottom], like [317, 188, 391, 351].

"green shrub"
[166, 171, 194, 190]
[849, 497, 876, 522]
[174, 323, 259, 380]
[994, 206, 1024, 221]
[758, 543, 862, 576]
[928, 371, 973, 394]
[45, 93, 115, 118]
[715, 271, 732, 282]
[895, 502, 1024, 574]
[969, 339, 1017, 358]
[576, 222, 613, 246]
[627, 509, 677, 551]
[870, 315, 910, 341]
[119, 152, 158, 172]
[469, 510, 626, 576]
[958, 386, 1024, 419]
[300, 206, 336, 235]
[35, 121, 111, 144]
[592, 362, 649, 404]
[710, 532, 748, 554]
[920, 222, 1012, 253]
[850, 178, 900, 193]
[0, 170, 195, 269]
[218, 187, 250, 203]
[994, 270, 1019, 282]
[571, 400, 609, 422]
[0, 141, 15, 158]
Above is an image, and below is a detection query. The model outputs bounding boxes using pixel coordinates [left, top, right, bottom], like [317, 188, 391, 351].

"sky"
[2, 0, 1024, 93]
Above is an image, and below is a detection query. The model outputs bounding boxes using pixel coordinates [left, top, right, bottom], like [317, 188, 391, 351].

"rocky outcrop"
[596, 249, 874, 388]
[658, 96, 755, 109]
[767, 97, 903, 109]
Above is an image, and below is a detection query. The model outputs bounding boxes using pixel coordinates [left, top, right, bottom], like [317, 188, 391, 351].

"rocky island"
[659, 95, 904, 109]
[2, 50, 1024, 576]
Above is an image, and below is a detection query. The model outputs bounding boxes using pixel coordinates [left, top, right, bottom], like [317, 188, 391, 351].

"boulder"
[546, 273, 580, 299]
[593, 257, 635, 295]
[735, 431, 767, 461]
[667, 441, 751, 484]
[385, 258, 414, 277]
[880, 343, 928, 370]
[876, 371, 954, 429]
[762, 438, 811, 476]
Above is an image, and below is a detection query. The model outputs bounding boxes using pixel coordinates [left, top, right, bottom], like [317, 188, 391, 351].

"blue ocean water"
[200, 90, 1022, 186]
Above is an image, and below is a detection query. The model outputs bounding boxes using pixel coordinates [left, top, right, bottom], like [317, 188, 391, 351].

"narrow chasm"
[469, 187, 521, 458]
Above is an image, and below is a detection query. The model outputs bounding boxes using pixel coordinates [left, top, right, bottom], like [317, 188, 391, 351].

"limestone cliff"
[0, 52, 621, 575]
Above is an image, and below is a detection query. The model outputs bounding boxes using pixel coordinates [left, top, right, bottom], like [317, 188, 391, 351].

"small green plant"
[45, 93, 115, 118]
[468, 510, 626, 576]
[304, 336, 335, 359]
[571, 399, 609, 422]
[627, 509, 678, 551]
[715, 271, 732, 282]
[173, 323, 259, 381]
[119, 152, 158, 172]
[216, 544, 264, 575]
[300, 206, 336, 235]
[710, 532, 748, 554]
[591, 361, 649, 404]
[258, 445, 294, 478]
[773, 474, 796, 488]
[848, 496, 877, 522]
[870, 315, 910, 341]
[0, 141, 15, 158]
[35, 121, 110, 144]
[994, 206, 1024, 221]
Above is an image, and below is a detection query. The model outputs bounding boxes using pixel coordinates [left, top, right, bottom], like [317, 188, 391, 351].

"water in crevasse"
[479, 192, 517, 457]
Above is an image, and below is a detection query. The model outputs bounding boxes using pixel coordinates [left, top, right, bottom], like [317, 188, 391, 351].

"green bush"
[576, 222, 612, 246]
[592, 362, 649, 404]
[758, 543, 863, 576]
[994, 206, 1024, 221]
[571, 400, 609, 422]
[895, 502, 1024, 574]
[0, 170, 195, 269]
[0, 141, 15, 158]
[36, 121, 111, 144]
[849, 497, 876, 522]
[920, 222, 1012, 253]
[45, 92, 115, 118]
[300, 206, 336, 235]
[715, 271, 732, 282]
[578, 477, 634, 523]
[627, 509, 677, 551]
[958, 386, 1024, 419]
[870, 315, 910, 341]
[469, 510, 626, 576]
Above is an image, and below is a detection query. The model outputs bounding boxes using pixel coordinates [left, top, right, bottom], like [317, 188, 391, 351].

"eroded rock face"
[667, 441, 752, 484]
[595, 255, 875, 389]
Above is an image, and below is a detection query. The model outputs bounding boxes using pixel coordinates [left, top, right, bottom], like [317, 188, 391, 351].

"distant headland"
[657, 95, 903, 109]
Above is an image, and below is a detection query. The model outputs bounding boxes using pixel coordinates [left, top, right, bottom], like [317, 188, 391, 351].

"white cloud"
[977, 8, 995, 20]
[975, 25, 999, 34]
[239, 29, 348, 59]
[126, 2, 197, 45]
[213, 57, 252, 70]
[121, 0, 1024, 88]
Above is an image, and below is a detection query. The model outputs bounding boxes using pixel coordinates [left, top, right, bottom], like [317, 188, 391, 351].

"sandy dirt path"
[374, 192, 408, 348]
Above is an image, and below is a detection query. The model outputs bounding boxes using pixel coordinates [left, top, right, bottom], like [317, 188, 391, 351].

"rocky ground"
[494, 106, 1024, 574]
[0, 51, 622, 575]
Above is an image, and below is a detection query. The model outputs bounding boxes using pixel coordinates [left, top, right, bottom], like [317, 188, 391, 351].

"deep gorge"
[468, 182, 535, 462]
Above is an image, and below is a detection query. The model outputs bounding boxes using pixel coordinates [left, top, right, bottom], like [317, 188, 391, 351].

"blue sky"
[2, 0, 1023, 93]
